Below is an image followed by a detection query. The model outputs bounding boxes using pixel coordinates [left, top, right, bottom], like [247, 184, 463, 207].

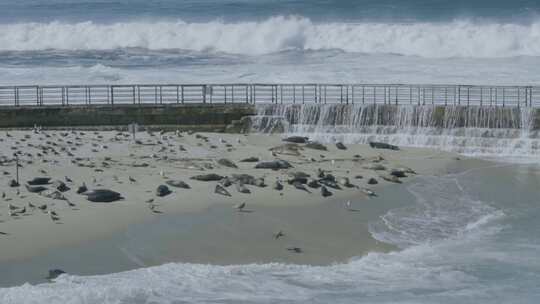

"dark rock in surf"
[8, 179, 19, 187]
[369, 142, 399, 150]
[85, 189, 122, 203]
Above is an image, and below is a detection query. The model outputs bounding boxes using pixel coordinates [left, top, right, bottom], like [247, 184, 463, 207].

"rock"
[235, 182, 251, 194]
[25, 184, 47, 193]
[40, 189, 66, 200]
[369, 142, 399, 150]
[27, 177, 51, 185]
[156, 185, 171, 197]
[76, 183, 88, 194]
[354, 175, 363, 179]
[273, 180, 283, 191]
[166, 180, 191, 189]
[282, 136, 308, 144]
[240, 156, 260, 162]
[85, 189, 122, 203]
[46, 269, 66, 280]
[367, 177, 378, 185]
[390, 169, 407, 178]
[380, 174, 402, 184]
[8, 179, 19, 187]
[217, 158, 237, 168]
[335, 142, 347, 150]
[53, 180, 70, 192]
[215, 184, 231, 196]
[307, 179, 321, 188]
[321, 186, 332, 197]
[255, 160, 292, 170]
[191, 174, 224, 181]
[305, 141, 328, 151]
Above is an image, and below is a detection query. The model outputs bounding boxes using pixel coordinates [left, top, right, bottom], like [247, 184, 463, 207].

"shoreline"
[0, 131, 463, 286]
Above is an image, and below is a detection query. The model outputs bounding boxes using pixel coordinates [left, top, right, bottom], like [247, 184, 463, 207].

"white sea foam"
[2, 16, 540, 57]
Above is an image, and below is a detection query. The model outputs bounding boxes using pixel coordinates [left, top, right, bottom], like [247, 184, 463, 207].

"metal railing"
[0, 84, 538, 107]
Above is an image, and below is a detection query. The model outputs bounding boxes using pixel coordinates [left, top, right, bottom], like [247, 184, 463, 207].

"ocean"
[1, 1, 540, 303]
[2, 0, 540, 85]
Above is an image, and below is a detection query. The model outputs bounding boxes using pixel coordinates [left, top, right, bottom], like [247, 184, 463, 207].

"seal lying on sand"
[85, 189, 123, 203]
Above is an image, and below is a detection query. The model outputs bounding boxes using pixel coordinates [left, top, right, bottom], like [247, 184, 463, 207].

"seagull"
[345, 200, 352, 210]
[49, 211, 60, 222]
[129, 176, 136, 183]
[1, 192, 5, 199]
[273, 230, 285, 239]
[362, 188, 376, 197]
[65, 176, 73, 183]
[28, 202, 36, 210]
[234, 202, 246, 212]
[159, 170, 165, 178]
[8, 203, 18, 210]
[38, 204, 47, 211]
[66, 200, 76, 208]
[145, 198, 155, 204]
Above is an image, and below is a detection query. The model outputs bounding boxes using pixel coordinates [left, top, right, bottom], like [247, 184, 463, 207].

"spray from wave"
[2, 16, 540, 57]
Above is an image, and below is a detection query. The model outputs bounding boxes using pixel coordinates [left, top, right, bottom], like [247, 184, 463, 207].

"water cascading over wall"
[251, 103, 540, 158]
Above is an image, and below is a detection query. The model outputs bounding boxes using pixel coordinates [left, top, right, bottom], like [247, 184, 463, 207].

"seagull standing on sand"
[345, 200, 352, 210]
[48, 211, 60, 222]
[274, 230, 285, 239]
[234, 202, 246, 212]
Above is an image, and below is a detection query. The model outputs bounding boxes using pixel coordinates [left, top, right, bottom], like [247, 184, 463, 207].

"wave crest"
[2, 16, 540, 57]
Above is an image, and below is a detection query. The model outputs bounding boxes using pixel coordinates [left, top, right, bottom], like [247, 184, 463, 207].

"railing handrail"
[0, 83, 539, 108]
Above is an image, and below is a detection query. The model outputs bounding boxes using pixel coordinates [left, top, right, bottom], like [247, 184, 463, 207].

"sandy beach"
[0, 129, 460, 286]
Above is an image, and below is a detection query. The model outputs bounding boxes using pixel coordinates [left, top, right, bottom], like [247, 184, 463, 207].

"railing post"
[110, 86, 114, 105]
[132, 86, 136, 104]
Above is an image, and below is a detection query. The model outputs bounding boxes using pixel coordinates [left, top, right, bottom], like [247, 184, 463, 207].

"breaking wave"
[2, 16, 540, 57]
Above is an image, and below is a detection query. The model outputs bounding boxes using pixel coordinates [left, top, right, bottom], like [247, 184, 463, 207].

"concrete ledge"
[0, 103, 256, 130]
